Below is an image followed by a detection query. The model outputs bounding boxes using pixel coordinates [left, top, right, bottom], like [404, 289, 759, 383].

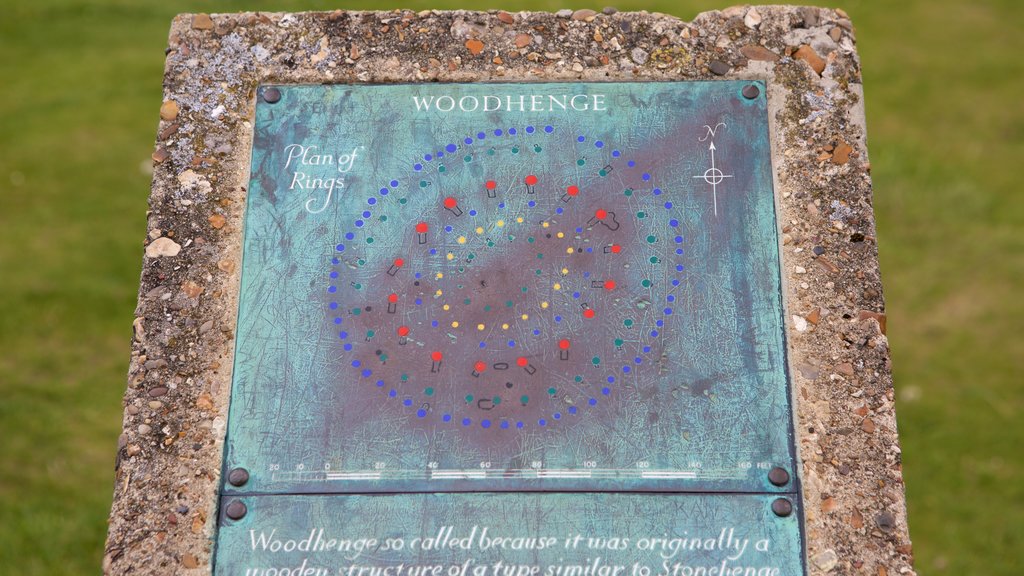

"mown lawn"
[0, 0, 1020, 574]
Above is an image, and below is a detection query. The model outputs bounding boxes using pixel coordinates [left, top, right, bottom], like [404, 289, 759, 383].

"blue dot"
[509, 128, 517, 135]
[362, 211, 371, 218]
[494, 129, 503, 136]
[589, 398, 598, 406]
[376, 380, 384, 387]
[635, 357, 642, 364]
[517, 421, 525, 429]
[417, 409, 427, 418]
[656, 320, 664, 327]
[500, 421, 510, 429]
[675, 236, 684, 243]
[667, 295, 675, 302]
[343, 343, 352, 351]
[462, 418, 471, 426]
[664, 308, 673, 315]
[628, 160, 636, 167]
[424, 154, 433, 161]
[414, 272, 422, 279]
[379, 187, 388, 195]
[508, 340, 516, 348]
[533, 329, 541, 336]
[578, 136, 585, 142]
[403, 398, 412, 406]
[328, 286, 337, 293]
[332, 257, 340, 264]
[643, 346, 651, 353]
[670, 219, 679, 227]
[607, 376, 615, 383]
[442, 413, 452, 422]
[642, 173, 651, 181]
[650, 330, 659, 337]
[351, 360, 361, 367]
[556, 207, 563, 214]
[345, 232, 354, 240]
[595, 141, 604, 148]
[327, 302, 336, 310]
[528, 201, 536, 207]
[431, 320, 439, 327]
[672, 279, 681, 286]
[526, 126, 535, 133]
[469, 210, 477, 216]
[612, 150, 621, 157]
[544, 125, 553, 133]
[573, 292, 581, 299]
[583, 272, 591, 278]
[415, 298, 423, 305]
[622, 366, 631, 373]
[554, 315, 562, 322]
[479, 342, 486, 348]
[538, 418, 547, 426]
[481, 419, 491, 428]
[575, 227, 583, 233]
[429, 249, 437, 255]
[389, 389, 397, 397]
[335, 243, 346, 252]
[446, 144, 457, 153]
[568, 406, 577, 414]
[437, 151, 444, 158]
[334, 318, 342, 324]
[445, 225, 453, 232]
[330, 271, 338, 278]
[676, 248, 684, 255]
[390, 180, 399, 188]
[676, 264, 685, 272]
[477, 132, 486, 140]
[553, 413, 561, 420]
[498, 202, 506, 208]
[367, 197, 376, 205]
[465, 137, 473, 145]
[602, 387, 611, 395]
[414, 163, 423, 171]
[653, 188, 662, 196]
[362, 369, 372, 378]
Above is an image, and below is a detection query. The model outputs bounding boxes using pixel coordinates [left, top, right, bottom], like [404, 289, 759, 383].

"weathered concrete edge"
[104, 7, 914, 575]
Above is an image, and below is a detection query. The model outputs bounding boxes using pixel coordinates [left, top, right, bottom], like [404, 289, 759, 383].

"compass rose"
[692, 141, 733, 217]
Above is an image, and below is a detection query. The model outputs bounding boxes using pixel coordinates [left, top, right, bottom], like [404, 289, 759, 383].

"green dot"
[357, 259, 365, 266]
[467, 253, 475, 260]
[438, 165, 446, 173]
[506, 300, 514, 307]
[352, 308, 361, 315]
[487, 148, 496, 156]
[511, 147, 519, 154]
[614, 338, 624, 347]
[458, 267, 465, 273]
[536, 253, 543, 259]
[521, 287, 528, 293]
[636, 211, 646, 219]
[424, 387, 434, 396]
[650, 256, 660, 264]
[464, 155, 472, 162]
[599, 169, 607, 177]
[646, 235, 656, 243]
[624, 188, 633, 197]
[487, 240, 495, 247]
[592, 357, 601, 365]
[420, 180, 428, 188]
[366, 330, 375, 338]
[624, 319, 634, 327]
[547, 387, 557, 396]
[534, 145, 542, 152]
[641, 279, 652, 287]
[399, 198, 408, 204]
[484, 305, 492, 312]
[379, 353, 388, 362]
[379, 215, 388, 222]
[520, 395, 529, 405]
[366, 237, 374, 244]
[576, 159, 585, 166]
[401, 373, 409, 382]
[465, 395, 473, 403]
[493, 396, 502, 405]
[353, 283, 363, 290]
[528, 237, 535, 243]
[463, 298, 471, 305]
[574, 375, 583, 382]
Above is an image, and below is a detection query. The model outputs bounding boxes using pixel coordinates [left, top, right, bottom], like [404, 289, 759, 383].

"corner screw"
[227, 468, 250, 487]
[742, 84, 761, 100]
[224, 499, 248, 520]
[262, 87, 281, 104]
[771, 497, 793, 517]
[768, 467, 790, 487]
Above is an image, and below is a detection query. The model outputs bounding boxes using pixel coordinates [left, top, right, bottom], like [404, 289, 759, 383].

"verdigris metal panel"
[223, 82, 794, 494]
[214, 493, 803, 576]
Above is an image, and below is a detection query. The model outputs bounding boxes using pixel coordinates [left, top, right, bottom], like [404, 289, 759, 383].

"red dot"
[558, 339, 571, 350]
[525, 175, 538, 186]
[516, 356, 529, 367]
[583, 309, 596, 319]
[397, 326, 410, 336]
[610, 244, 622, 254]
[595, 209, 608, 220]
[443, 197, 458, 209]
[415, 221, 428, 233]
[431, 351, 443, 362]
[566, 185, 579, 196]
[474, 361, 487, 372]
[394, 258, 405, 267]
[485, 180, 497, 190]
[604, 280, 617, 291]
[387, 293, 399, 303]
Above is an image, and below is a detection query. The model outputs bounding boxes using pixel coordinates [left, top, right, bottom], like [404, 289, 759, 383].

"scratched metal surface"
[223, 82, 794, 494]
[214, 493, 804, 575]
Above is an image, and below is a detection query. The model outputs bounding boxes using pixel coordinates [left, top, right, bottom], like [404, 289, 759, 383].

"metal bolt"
[262, 87, 281, 104]
[771, 498, 793, 517]
[224, 499, 248, 520]
[742, 84, 761, 100]
[768, 467, 790, 487]
[227, 468, 250, 487]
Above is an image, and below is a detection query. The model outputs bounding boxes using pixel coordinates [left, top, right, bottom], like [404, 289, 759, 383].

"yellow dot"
[553, 283, 561, 291]
[446, 252, 454, 260]
[516, 217, 524, 224]
[521, 314, 529, 320]
[457, 236, 466, 244]
[561, 268, 569, 275]
[502, 323, 509, 330]
[477, 324, 485, 331]
[557, 232, 564, 238]
[435, 289, 443, 296]
[566, 247, 574, 254]
[443, 304, 450, 311]
[542, 221, 550, 228]
[541, 301, 549, 309]
[451, 321, 459, 328]
[436, 272, 444, 279]
[496, 220, 505, 228]
[476, 227, 484, 234]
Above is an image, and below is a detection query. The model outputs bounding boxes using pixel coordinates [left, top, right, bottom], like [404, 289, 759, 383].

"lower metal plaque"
[218, 82, 803, 573]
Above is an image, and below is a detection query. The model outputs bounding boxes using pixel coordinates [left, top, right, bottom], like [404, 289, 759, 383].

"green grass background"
[0, 0, 1020, 574]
